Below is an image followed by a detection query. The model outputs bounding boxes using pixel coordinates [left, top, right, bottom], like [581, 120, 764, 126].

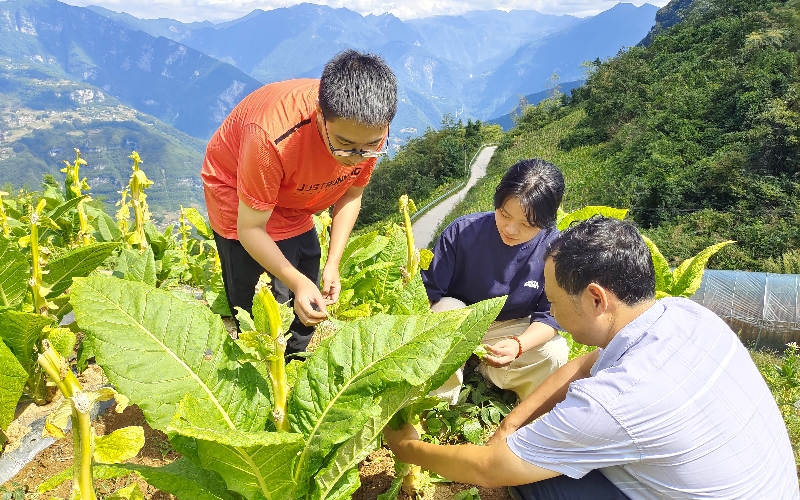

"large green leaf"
[289, 308, 482, 498]
[423, 296, 506, 393]
[642, 235, 674, 294]
[114, 247, 157, 286]
[310, 297, 504, 500]
[70, 276, 272, 432]
[184, 208, 213, 240]
[168, 394, 305, 500]
[671, 241, 734, 297]
[0, 341, 27, 429]
[367, 225, 407, 303]
[43, 242, 120, 298]
[0, 237, 28, 308]
[0, 310, 55, 372]
[38, 459, 238, 500]
[46, 195, 87, 222]
[94, 211, 124, 242]
[339, 232, 389, 277]
[556, 206, 628, 231]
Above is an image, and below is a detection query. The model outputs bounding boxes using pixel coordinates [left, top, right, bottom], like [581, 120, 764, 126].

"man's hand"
[383, 423, 419, 461]
[483, 339, 520, 368]
[293, 277, 328, 326]
[320, 264, 341, 305]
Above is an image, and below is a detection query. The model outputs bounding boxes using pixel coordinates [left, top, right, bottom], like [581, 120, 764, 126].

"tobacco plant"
[644, 236, 734, 298]
[69, 273, 504, 499]
[117, 151, 154, 250]
[0, 190, 10, 238]
[60, 148, 93, 247]
[0, 198, 118, 429]
[36, 339, 143, 500]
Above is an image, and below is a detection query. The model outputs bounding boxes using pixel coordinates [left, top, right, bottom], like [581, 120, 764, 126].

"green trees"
[547, 0, 800, 270]
[358, 116, 497, 227]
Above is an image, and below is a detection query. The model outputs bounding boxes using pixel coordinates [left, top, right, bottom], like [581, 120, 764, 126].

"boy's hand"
[293, 278, 328, 326]
[320, 265, 341, 305]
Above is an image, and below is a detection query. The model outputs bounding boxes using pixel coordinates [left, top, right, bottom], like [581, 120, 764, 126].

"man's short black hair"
[493, 158, 564, 229]
[319, 49, 397, 126]
[544, 217, 656, 305]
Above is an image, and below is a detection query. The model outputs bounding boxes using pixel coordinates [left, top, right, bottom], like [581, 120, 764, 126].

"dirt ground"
[4, 402, 510, 500]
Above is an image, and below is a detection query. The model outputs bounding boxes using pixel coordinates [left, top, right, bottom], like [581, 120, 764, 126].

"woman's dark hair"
[493, 158, 565, 229]
[544, 216, 656, 306]
[319, 49, 397, 126]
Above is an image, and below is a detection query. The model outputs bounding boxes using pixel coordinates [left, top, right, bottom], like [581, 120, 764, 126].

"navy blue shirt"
[422, 212, 560, 328]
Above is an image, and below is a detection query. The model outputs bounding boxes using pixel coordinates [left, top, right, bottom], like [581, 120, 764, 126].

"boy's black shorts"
[213, 228, 320, 355]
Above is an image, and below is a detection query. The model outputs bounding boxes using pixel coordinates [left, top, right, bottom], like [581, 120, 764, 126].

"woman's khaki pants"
[430, 297, 568, 404]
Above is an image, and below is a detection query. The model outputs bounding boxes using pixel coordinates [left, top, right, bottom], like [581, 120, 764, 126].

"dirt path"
[411, 146, 497, 249]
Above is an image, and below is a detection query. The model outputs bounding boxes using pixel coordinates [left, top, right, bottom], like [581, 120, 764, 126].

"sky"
[58, 0, 671, 24]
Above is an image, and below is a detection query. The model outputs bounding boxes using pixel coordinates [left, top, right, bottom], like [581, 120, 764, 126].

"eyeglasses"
[322, 116, 389, 158]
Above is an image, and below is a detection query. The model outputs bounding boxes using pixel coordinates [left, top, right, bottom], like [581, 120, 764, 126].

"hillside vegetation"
[0, 59, 207, 217]
[445, 0, 799, 272]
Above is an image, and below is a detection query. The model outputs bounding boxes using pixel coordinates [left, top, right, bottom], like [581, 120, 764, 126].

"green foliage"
[489, 0, 800, 271]
[0, 482, 25, 500]
[644, 236, 734, 298]
[751, 345, 800, 469]
[422, 372, 515, 445]
[359, 117, 497, 228]
[70, 273, 504, 499]
[556, 206, 628, 231]
[764, 249, 800, 274]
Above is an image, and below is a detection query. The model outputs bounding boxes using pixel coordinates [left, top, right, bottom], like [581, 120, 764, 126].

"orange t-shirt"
[201, 79, 378, 241]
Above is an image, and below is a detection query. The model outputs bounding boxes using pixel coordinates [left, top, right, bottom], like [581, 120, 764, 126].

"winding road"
[411, 146, 497, 249]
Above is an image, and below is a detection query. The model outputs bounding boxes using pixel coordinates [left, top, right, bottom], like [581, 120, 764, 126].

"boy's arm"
[487, 349, 599, 444]
[322, 185, 364, 303]
[237, 200, 327, 325]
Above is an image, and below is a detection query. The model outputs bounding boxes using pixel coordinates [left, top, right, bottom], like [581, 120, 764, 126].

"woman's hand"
[483, 338, 521, 368]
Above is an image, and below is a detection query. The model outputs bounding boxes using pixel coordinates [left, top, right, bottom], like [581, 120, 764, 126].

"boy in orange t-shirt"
[201, 49, 397, 354]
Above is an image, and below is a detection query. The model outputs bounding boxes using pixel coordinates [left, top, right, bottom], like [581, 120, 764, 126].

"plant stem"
[399, 195, 418, 283]
[29, 201, 48, 315]
[270, 338, 289, 432]
[73, 394, 97, 500]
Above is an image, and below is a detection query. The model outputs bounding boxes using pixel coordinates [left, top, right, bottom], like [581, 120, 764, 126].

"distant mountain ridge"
[0, 0, 662, 215]
[69, 1, 658, 134]
[0, 0, 262, 138]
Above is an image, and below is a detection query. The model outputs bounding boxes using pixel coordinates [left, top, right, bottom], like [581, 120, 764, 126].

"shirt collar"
[590, 301, 666, 376]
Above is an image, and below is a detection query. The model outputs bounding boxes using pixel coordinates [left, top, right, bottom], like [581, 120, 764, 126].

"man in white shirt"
[384, 217, 799, 499]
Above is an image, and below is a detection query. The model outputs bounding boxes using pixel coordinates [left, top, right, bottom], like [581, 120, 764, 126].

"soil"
[4, 402, 510, 500]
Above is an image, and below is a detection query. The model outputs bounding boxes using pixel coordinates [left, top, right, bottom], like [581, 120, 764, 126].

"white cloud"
[59, 0, 670, 23]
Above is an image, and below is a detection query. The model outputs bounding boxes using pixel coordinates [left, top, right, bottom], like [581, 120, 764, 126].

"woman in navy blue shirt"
[422, 158, 568, 402]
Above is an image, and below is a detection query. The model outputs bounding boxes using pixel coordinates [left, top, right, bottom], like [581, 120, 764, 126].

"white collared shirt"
[507, 298, 799, 499]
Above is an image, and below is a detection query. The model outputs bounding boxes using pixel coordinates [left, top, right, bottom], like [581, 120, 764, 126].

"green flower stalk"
[178, 205, 191, 268]
[236, 274, 294, 431]
[0, 190, 10, 238]
[60, 148, 93, 247]
[38, 339, 95, 500]
[115, 188, 132, 245]
[126, 151, 154, 250]
[37, 340, 142, 500]
[25, 199, 55, 315]
[398, 195, 419, 284]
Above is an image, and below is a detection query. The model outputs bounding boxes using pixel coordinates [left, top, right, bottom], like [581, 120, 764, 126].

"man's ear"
[586, 283, 610, 316]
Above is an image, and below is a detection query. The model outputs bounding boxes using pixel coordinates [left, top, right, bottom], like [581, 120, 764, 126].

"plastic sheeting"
[690, 270, 800, 351]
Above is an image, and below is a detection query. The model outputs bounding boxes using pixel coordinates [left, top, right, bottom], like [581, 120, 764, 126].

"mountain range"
[0, 0, 661, 213]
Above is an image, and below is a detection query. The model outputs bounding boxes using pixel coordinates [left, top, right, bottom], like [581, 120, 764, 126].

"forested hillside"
[495, 0, 799, 272]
